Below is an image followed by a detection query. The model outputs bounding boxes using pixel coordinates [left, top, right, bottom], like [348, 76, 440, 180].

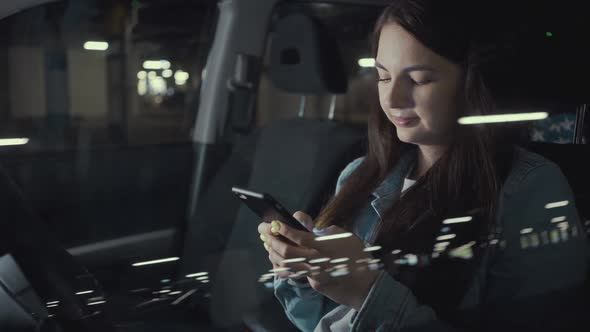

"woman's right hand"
[257, 214, 317, 279]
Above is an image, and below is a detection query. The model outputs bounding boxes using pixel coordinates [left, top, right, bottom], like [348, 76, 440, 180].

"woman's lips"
[391, 115, 419, 127]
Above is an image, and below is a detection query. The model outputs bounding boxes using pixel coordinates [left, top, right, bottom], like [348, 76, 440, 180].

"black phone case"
[231, 187, 309, 232]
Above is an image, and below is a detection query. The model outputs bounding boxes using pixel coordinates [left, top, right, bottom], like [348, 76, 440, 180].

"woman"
[258, 1, 589, 331]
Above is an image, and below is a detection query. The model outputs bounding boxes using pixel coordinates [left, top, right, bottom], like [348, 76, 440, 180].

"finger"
[267, 248, 311, 272]
[293, 211, 314, 231]
[265, 239, 318, 275]
[263, 238, 290, 265]
[267, 247, 314, 281]
[272, 220, 316, 248]
[305, 259, 337, 286]
[307, 273, 330, 292]
[262, 229, 294, 249]
[266, 232, 317, 259]
[258, 221, 272, 235]
[272, 262, 292, 279]
[259, 222, 283, 245]
[319, 225, 341, 235]
[305, 265, 335, 291]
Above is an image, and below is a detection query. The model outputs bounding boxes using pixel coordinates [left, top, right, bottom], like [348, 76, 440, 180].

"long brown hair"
[315, 0, 511, 255]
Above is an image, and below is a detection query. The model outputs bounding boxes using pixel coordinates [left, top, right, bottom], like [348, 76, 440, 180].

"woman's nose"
[384, 80, 413, 110]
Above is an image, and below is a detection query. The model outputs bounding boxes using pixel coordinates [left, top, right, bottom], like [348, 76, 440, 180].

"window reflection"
[0, 0, 216, 148]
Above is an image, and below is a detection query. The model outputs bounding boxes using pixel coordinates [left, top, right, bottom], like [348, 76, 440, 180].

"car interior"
[0, 0, 588, 331]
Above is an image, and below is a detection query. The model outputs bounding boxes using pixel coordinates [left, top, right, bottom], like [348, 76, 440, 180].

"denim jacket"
[274, 147, 590, 332]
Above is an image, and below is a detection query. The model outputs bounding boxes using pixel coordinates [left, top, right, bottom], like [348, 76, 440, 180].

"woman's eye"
[377, 77, 391, 83]
[410, 77, 432, 85]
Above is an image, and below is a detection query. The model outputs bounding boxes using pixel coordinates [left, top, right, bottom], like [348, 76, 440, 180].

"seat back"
[528, 143, 590, 235]
[180, 7, 365, 330]
[208, 118, 365, 327]
[179, 131, 260, 277]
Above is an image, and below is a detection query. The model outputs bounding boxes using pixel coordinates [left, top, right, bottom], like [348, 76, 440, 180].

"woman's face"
[376, 23, 462, 146]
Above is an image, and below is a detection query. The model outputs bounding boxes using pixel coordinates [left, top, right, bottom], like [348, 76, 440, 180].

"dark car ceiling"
[5, 0, 589, 104]
[272, 0, 590, 104]
[479, 2, 590, 105]
[130, 0, 217, 41]
[129, 0, 218, 62]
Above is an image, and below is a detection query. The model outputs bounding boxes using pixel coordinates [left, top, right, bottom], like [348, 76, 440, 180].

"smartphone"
[231, 187, 310, 232]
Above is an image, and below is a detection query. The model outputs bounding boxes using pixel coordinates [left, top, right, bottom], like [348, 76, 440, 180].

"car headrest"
[269, 12, 347, 95]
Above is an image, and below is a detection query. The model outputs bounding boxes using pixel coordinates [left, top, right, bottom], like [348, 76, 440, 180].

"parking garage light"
[309, 257, 330, 264]
[172, 289, 197, 305]
[174, 71, 190, 81]
[442, 216, 473, 224]
[83, 41, 109, 51]
[330, 258, 350, 264]
[545, 200, 569, 209]
[434, 242, 450, 249]
[363, 246, 382, 252]
[458, 112, 548, 125]
[143, 60, 171, 70]
[551, 216, 567, 223]
[186, 272, 208, 278]
[0, 138, 29, 146]
[281, 257, 306, 264]
[358, 58, 376, 67]
[87, 300, 107, 306]
[315, 233, 353, 241]
[132, 257, 179, 267]
[162, 69, 173, 78]
[436, 234, 456, 241]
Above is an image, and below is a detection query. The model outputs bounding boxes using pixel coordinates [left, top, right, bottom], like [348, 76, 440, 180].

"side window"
[0, 1, 217, 149]
[0, 1, 218, 247]
[255, 2, 382, 127]
[531, 113, 577, 144]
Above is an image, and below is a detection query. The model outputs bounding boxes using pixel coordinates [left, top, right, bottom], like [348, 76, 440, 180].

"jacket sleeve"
[349, 162, 589, 332]
[274, 157, 366, 331]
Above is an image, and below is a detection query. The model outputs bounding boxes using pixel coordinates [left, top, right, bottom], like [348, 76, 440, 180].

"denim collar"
[371, 146, 418, 199]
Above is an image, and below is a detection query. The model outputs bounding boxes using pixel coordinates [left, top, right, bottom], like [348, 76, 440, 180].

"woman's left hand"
[270, 212, 380, 310]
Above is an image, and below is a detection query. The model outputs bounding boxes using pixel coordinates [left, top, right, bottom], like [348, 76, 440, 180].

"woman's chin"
[396, 129, 421, 145]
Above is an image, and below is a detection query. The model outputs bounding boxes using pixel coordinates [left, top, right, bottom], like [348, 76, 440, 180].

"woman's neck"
[409, 144, 448, 180]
